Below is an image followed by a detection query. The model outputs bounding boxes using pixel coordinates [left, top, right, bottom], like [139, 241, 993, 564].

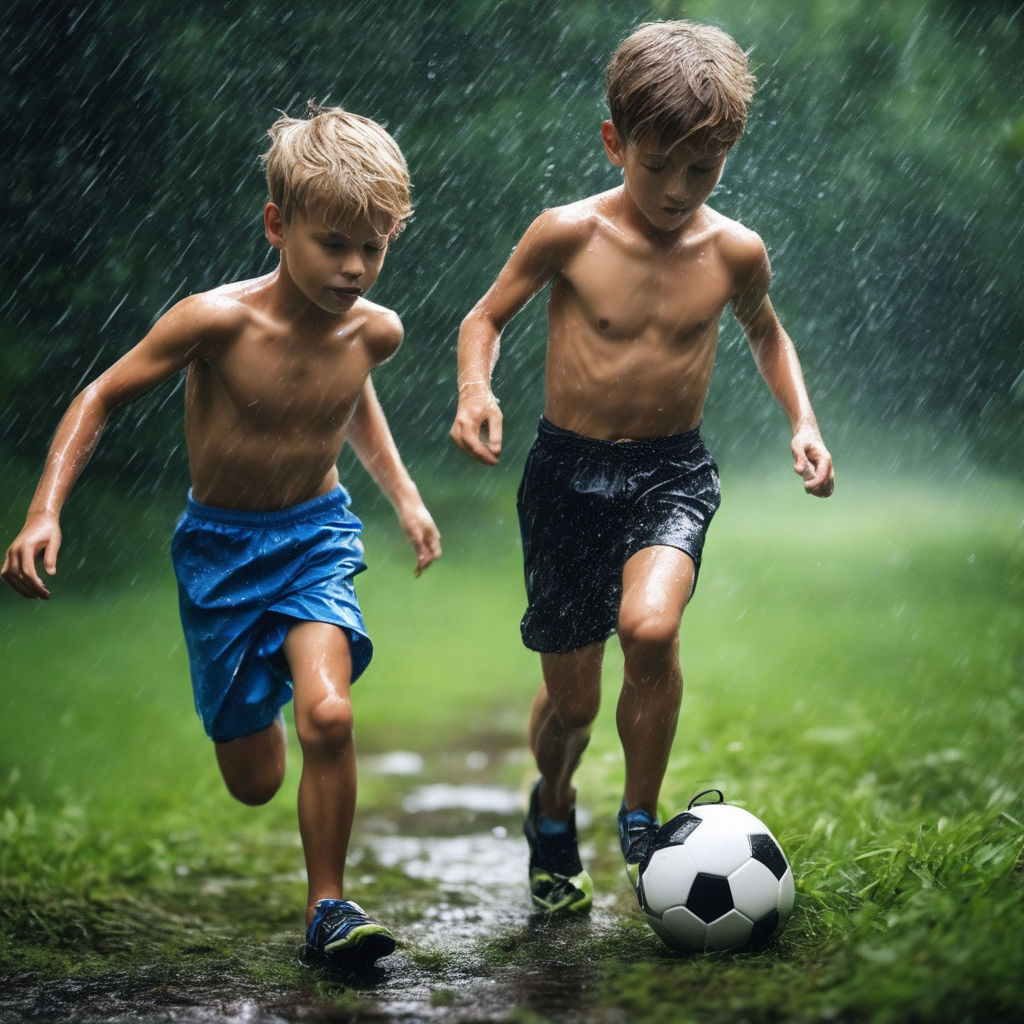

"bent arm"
[2, 297, 209, 597]
[731, 250, 835, 497]
[347, 376, 441, 575]
[451, 209, 577, 465]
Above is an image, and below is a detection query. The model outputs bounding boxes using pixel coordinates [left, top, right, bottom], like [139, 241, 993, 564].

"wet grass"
[1, 468, 1022, 1022]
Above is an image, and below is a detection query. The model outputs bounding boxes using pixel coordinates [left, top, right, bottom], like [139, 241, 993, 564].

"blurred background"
[1, 8, 1021, 1015]
[1, 0, 1021, 574]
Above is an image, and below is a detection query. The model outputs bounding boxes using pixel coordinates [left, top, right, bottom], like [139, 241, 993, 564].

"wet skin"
[451, 120, 833, 830]
[2, 206, 441, 599]
[1, 203, 441, 930]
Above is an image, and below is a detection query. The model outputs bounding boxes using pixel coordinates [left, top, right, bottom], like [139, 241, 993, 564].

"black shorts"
[517, 417, 721, 654]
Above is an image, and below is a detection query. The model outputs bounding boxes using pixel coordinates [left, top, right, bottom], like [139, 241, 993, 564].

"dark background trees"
[2, 0, 1020, 507]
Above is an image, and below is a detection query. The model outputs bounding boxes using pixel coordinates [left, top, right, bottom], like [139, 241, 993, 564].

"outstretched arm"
[1, 297, 210, 598]
[450, 209, 578, 465]
[731, 248, 835, 498]
[347, 376, 441, 576]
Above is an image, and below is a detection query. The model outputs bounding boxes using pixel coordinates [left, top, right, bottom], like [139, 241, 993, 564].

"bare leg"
[282, 620, 357, 926]
[616, 546, 695, 817]
[530, 642, 604, 818]
[215, 716, 287, 806]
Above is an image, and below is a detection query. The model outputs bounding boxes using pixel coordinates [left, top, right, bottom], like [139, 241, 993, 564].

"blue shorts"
[171, 487, 372, 743]
[517, 417, 721, 654]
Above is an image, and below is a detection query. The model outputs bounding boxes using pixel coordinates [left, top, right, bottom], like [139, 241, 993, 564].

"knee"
[216, 723, 286, 806]
[297, 694, 354, 752]
[226, 772, 282, 807]
[618, 610, 680, 665]
[220, 757, 284, 806]
[549, 688, 600, 733]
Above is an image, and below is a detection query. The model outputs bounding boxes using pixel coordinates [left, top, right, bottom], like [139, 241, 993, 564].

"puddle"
[401, 783, 523, 815]
[376, 831, 521, 888]
[365, 750, 426, 776]
[1, 753, 643, 1024]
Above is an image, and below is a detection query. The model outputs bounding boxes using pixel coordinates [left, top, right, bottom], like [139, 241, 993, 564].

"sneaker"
[618, 803, 660, 890]
[302, 899, 396, 968]
[523, 780, 594, 913]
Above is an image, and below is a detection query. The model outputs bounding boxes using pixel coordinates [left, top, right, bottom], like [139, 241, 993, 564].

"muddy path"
[1, 750, 657, 1023]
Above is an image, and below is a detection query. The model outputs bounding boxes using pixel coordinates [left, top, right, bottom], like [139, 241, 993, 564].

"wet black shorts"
[516, 417, 721, 654]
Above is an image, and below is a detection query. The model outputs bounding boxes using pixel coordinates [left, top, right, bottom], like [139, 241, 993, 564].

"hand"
[1, 513, 62, 599]
[399, 504, 442, 577]
[791, 429, 835, 498]
[450, 387, 503, 466]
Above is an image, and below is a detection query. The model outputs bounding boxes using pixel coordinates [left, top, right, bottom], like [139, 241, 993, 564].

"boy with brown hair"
[2, 105, 441, 965]
[450, 21, 834, 913]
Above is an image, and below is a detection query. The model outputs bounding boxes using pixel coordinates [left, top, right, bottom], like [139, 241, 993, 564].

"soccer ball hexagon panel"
[637, 798, 795, 952]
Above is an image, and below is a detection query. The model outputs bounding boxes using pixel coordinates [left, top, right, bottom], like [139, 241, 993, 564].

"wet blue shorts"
[171, 487, 372, 743]
[517, 417, 721, 654]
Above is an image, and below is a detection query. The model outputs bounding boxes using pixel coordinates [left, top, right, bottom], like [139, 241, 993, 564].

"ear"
[601, 120, 626, 168]
[264, 203, 286, 250]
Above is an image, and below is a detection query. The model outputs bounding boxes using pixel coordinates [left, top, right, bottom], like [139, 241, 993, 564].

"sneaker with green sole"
[524, 780, 594, 913]
[302, 899, 396, 968]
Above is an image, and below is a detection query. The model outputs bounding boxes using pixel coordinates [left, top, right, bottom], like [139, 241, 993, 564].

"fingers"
[413, 547, 438, 577]
[484, 411, 503, 460]
[42, 535, 60, 579]
[2, 519, 61, 599]
[806, 473, 835, 498]
[413, 528, 442, 577]
[1, 546, 54, 599]
[403, 509, 442, 577]
[450, 399, 503, 466]
[794, 447, 834, 498]
[450, 424, 501, 465]
[791, 432, 834, 499]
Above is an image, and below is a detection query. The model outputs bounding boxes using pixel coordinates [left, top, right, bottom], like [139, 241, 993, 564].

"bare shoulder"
[521, 195, 605, 256]
[155, 278, 267, 350]
[192, 276, 273, 330]
[712, 207, 770, 268]
[354, 297, 404, 363]
[705, 207, 769, 279]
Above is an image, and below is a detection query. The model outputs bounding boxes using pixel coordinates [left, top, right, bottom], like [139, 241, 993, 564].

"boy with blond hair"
[451, 21, 834, 913]
[3, 105, 441, 965]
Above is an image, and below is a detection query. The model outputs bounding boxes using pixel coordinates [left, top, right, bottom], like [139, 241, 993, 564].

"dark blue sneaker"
[302, 899, 396, 968]
[618, 803, 659, 890]
[523, 780, 593, 913]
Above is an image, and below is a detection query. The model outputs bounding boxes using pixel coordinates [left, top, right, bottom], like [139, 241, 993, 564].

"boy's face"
[602, 122, 728, 233]
[265, 204, 394, 314]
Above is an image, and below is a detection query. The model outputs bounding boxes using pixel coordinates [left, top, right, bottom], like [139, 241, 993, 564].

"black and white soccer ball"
[637, 790, 795, 952]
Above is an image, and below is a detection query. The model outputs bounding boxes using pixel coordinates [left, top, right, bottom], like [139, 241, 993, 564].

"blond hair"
[262, 103, 412, 235]
[605, 21, 755, 151]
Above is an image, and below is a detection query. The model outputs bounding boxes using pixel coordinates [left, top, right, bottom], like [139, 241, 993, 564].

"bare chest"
[192, 332, 370, 432]
[558, 234, 735, 343]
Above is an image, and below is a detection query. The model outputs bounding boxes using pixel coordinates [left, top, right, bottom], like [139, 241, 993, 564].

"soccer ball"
[637, 790, 795, 952]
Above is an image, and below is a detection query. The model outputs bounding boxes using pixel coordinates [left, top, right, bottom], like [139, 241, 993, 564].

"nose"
[339, 251, 365, 279]
[664, 172, 689, 202]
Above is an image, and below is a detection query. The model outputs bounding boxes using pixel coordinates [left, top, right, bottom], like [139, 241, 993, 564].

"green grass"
[1, 468, 1022, 1022]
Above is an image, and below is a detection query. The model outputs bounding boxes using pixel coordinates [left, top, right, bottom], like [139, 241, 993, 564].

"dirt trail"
[1, 769, 645, 1023]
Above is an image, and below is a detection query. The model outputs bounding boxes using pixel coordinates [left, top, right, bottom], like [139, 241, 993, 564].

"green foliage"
[1, 0, 1020, 491]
